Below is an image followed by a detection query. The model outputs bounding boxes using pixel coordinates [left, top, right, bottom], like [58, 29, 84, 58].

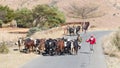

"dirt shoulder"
[0, 28, 29, 32]
[0, 46, 40, 68]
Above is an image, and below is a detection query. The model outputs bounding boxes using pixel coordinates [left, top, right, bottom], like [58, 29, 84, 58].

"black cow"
[68, 27, 75, 36]
[44, 38, 57, 56]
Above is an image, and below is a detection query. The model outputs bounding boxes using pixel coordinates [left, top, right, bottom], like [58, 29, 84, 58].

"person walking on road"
[86, 34, 96, 51]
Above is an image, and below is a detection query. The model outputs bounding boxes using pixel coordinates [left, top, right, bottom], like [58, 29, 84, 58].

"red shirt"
[86, 37, 96, 45]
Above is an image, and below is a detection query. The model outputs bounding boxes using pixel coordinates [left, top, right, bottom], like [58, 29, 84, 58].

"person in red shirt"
[86, 34, 96, 51]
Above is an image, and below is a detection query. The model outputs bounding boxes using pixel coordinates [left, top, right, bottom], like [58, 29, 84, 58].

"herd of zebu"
[16, 22, 90, 56]
[17, 37, 81, 56]
[65, 22, 90, 35]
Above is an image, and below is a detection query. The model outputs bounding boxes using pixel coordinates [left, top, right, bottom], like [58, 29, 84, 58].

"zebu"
[34, 39, 46, 54]
[16, 37, 24, 51]
[81, 22, 90, 33]
[44, 38, 57, 56]
[56, 38, 65, 55]
[64, 39, 72, 55]
[24, 38, 34, 53]
[75, 26, 81, 35]
[71, 40, 79, 55]
[68, 27, 74, 36]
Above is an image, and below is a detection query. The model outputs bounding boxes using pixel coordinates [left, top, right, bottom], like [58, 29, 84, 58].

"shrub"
[14, 8, 33, 28]
[0, 42, 9, 54]
[27, 27, 41, 37]
[111, 29, 120, 50]
[0, 5, 15, 23]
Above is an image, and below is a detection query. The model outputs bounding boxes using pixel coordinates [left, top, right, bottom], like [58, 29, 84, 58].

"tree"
[0, 5, 15, 23]
[32, 4, 65, 29]
[15, 8, 33, 28]
[66, 3, 105, 21]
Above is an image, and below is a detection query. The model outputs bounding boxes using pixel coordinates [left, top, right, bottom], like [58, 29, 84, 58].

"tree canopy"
[0, 4, 66, 28]
[14, 8, 33, 28]
[32, 4, 65, 29]
[0, 5, 15, 23]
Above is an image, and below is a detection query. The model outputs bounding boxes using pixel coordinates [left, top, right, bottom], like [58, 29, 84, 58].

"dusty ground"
[105, 55, 120, 68]
[0, 46, 40, 68]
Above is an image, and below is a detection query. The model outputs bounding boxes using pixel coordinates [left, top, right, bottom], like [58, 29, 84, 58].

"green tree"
[0, 5, 15, 23]
[32, 4, 65, 29]
[15, 8, 33, 28]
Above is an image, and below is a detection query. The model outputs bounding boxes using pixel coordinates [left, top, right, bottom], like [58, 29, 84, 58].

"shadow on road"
[79, 52, 92, 54]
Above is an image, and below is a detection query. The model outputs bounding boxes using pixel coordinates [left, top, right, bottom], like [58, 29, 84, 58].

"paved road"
[21, 31, 111, 68]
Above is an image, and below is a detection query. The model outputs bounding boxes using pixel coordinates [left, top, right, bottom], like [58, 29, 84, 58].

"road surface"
[21, 31, 111, 68]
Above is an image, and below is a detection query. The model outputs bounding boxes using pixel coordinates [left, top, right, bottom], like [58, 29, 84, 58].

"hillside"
[0, 0, 120, 29]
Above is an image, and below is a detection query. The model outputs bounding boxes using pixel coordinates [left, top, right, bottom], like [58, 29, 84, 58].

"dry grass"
[0, 28, 28, 42]
[31, 26, 65, 39]
[0, 46, 39, 68]
[102, 29, 120, 68]
[105, 55, 120, 68]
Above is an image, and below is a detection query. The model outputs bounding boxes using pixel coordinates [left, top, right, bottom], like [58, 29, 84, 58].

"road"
[21, 31, 111, 68]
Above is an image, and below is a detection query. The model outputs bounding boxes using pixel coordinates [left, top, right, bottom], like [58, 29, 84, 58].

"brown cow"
[56, 38, 65, 55]
[24, 38, 34, 53]
[37, 39, 46, 54]
[81, 22, 90, 34]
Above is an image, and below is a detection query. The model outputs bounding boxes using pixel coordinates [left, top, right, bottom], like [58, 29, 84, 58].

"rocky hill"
[0, 0, 120, 29]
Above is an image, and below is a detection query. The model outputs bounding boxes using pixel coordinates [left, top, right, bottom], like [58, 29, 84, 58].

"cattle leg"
[75, 47, 78, 55]
[18, 45, 21, 51]
[71, 48, 74, 55]
[82, 28, 84, 32]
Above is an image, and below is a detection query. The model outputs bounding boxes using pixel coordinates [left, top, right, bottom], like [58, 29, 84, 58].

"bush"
[15, 8, 33, 28]
[27, 27, 41, 37]
[0, 42, 9, 54]
[0, 5, 15, 23]
[112, 29, 120, 50]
